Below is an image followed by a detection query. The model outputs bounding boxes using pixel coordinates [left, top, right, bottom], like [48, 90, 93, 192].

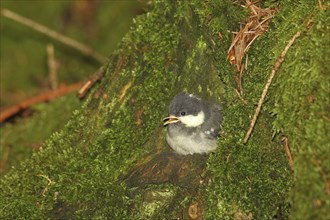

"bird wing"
[201, 104, 223, 139]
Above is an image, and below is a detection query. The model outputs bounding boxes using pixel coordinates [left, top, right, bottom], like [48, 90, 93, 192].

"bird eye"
[180, 111, 186, 116]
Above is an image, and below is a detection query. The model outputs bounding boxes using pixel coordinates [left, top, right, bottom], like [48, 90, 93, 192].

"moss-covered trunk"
[1, 0, 329, 219]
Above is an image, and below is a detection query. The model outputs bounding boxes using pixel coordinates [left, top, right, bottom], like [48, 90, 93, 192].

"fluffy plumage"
[163, 93, 223, 155]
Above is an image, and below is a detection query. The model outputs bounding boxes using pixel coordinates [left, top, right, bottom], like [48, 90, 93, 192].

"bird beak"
[163, 115, 180, 126]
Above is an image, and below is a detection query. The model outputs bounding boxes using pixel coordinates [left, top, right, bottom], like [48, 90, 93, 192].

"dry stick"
[243, 31, 301, 144]
[0, 8, 107, 63]
[243, 33, 260, 53]
[0, 83, 82, 123]
[318, 0, 325, 10]
[282, 136, 293, 168]
[77, 67, 105, 98]
[47, 44, 58, 90]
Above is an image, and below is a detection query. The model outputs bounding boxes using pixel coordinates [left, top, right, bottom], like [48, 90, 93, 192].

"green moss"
[193, 0, 248, 40]
[1, 0, 328, 219]
[205, 121, 292, 219]
[128, 184, 181, 219]
[270, 3, 330, 219]
[201, 0, 329, 219]
[0, 95, 81, 175]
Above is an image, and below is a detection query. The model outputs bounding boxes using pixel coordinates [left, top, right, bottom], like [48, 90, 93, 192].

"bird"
[163, 93, 223, 155]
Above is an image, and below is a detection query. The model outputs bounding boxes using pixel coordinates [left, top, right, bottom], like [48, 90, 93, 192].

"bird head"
[163, 93, 208, 127]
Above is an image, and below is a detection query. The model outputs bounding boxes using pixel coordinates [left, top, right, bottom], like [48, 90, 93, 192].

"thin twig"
[78, 67, 105, 98]
[243, 31, 301, 144]
[253, 14, 275, 31]
[238, 65, 244, 95]
[1, 8, 107, 63]
[243, 33, 260, 53]
[47, 44, 58, 90]
[318, 0, 325, 10]
[282, 136, 294, 168]
[245, 53, 249, 70]
[234, 89, 248, 105]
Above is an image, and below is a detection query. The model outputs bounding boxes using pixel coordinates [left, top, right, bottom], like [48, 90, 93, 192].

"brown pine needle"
[1, 8, 107, 63]
[243, 31, 301, 144]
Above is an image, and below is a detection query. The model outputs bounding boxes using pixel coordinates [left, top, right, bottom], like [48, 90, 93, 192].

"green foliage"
[0, 95, 81, 175]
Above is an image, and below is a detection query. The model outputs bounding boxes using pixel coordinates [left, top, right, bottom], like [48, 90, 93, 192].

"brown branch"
[243, 31, 301, 144]
[0, 83, 82, 123]
[0, 8, 107, 63]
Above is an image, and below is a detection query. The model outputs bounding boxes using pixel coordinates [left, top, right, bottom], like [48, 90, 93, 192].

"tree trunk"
[1, 1, 329, 219]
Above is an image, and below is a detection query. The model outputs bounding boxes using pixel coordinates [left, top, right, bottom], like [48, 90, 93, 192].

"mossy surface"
[0, 95, 81, 175]
[270, 2, 330, 219]
[0, 0, 329, 219]
[203, 1, 329, 219]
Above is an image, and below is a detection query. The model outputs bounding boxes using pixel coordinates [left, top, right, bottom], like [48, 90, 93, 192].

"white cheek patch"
[179, 111, 205, 127]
